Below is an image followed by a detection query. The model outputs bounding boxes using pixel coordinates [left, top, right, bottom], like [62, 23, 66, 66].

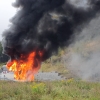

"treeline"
[0, 42, 9, 63]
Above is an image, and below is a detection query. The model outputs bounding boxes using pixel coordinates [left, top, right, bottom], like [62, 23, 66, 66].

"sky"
[0, 0, 16, 40]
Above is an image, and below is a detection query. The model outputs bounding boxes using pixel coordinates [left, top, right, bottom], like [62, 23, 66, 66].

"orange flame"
[6, 51, 43, 81]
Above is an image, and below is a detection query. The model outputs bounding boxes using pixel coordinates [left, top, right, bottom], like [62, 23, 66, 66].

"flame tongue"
[7, 51, 42, 81]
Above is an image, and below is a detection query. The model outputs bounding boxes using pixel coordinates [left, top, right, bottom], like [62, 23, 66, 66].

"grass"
[40, 61, 67, 74]
[0, 63, 6, 68]
[0, 80, 100, 100]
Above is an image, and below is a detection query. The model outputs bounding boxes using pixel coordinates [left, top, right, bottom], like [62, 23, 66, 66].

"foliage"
[31, 83, 46, 94]
[0, 41, 3, 56]
[0, 80, 100, 100]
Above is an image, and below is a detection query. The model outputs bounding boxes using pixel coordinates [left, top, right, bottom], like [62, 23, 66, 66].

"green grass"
[0, 80, 100, 100]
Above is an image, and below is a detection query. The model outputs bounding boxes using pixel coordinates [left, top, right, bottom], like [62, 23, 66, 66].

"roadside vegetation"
[0, 80, 100, 100]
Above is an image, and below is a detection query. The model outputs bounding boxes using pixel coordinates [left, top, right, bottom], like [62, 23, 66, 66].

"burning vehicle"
[2, 0, 100, 81]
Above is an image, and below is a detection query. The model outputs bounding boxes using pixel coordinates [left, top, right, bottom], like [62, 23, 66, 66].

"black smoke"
[2, 0, 100, 61]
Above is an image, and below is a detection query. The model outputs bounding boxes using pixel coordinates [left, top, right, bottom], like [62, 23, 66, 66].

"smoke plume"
[2, 0, 100, 62]
[63, 16, 100, 81]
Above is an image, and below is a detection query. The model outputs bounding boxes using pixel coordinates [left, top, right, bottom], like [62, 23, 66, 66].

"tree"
[0, 41, 9, 63]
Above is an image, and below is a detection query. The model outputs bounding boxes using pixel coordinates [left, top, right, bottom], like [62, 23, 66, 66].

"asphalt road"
[0, 71, 65, 81]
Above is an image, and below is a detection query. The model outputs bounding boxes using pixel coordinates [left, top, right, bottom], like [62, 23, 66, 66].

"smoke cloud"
[2, 0, 100, 62]
[63, 16, 100, 81]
